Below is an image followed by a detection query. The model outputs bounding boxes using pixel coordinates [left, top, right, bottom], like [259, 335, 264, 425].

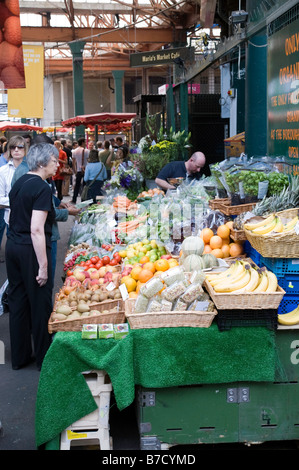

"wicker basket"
[244, 208, 299, 258]
[124, 299, 217, 329]
[230, 228, 247, 241]
[48, 299, 125, 333]
[217, 201, 257, 216]
[204, 278, 285, 310]
[209, 198, 230, 210]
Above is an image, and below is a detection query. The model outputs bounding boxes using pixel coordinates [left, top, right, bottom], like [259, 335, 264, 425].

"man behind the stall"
[155, 151, 206, 191]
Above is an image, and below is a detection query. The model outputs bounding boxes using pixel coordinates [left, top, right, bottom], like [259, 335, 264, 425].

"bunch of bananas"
[244, 213, 298, 236]
[278, 306, 299, 326]
[205, 260, 278, 293]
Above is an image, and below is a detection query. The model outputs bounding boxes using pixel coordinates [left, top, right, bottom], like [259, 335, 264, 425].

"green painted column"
[112, 71, 124, 112]
[69, 40, 86, 139]
[245, 33, 267, 157]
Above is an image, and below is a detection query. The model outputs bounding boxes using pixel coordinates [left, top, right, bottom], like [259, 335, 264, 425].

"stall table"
[35, 323, 294, 450]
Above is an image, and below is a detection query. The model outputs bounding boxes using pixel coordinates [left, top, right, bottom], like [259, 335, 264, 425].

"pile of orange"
[200, 221, 244, 259]
[121, 257, 179, 297]
[0, 0, 25, 89]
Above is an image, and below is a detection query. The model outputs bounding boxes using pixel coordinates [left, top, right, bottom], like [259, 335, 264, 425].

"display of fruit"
[137, 188, 165, 199]
[121, 239, 169, 265]
[205, 260, 278, 293]
[278, 306, 299, 326]
[244, 213, 298, 235]
[195, 223, 244, 259]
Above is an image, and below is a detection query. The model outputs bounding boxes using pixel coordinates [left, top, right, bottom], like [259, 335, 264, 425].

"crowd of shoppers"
[0, 132, 128, 371]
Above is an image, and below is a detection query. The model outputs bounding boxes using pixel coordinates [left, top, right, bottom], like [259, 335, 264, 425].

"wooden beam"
[45, 57, 131, 74]
[21, 26, 186, 44]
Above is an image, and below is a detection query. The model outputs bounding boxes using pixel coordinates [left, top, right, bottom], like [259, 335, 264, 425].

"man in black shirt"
[155, 151, 206, 190]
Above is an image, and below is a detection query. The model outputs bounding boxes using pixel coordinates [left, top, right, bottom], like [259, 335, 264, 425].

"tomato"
[109, 258, 118, 266]
[66, 270, 73, 277]
[113, 252, 120, 259]
[102, 255, 110, 265]
[79, 261, 86, 266]
[90, 256, 99, 264]
[95, 260, 103, 269]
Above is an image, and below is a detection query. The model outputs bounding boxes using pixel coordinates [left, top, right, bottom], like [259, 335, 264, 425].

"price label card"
[106, 282, 116, 291]
[119, 284, 129, 300]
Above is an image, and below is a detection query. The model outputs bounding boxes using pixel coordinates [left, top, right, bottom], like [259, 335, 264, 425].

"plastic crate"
[277, 295, 299, 315]
[217, 309, 277, 331]
[261, 257, 299, 277]
[277, 275, 299, 295]
[244, 241, 263, 267]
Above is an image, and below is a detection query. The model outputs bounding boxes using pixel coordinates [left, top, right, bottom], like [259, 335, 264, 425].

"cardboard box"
[224, 132, 245, 158]
[98, 323, 114, 339]
[113, 323, 129, 340]
[82, 324, 98, 339]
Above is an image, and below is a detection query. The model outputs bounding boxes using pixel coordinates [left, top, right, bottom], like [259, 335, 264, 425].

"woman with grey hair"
[5, 143, 59, 370]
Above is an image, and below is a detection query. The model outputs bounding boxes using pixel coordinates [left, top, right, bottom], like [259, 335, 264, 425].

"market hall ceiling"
[18, 0, 241, 75]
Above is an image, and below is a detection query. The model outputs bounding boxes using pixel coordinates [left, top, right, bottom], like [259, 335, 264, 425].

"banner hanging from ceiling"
[0, 0, 25, 89]
[7, 45, 44, 118]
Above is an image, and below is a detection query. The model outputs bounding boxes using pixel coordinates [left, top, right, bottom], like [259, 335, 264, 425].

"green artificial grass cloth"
[35, 324, 276, 448]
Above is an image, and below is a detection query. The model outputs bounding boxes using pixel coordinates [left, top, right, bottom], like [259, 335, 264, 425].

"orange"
[200, 227, 214, 244]
[123, 277, 137, 293]
[128, 291, 138, 298]
[209, 235, 223, 250]
[168, 259, 179, 268]
[131, 265, 143, 281]
[221, 244, 230, 258]
[139, 255, 150, 264]
[217, 224, 230, 239]
[5, 0, 20, 16]
[1, 65, 25, 88]
[221, 237, 230, 246]
[211, 248, 224, 259]
[203, 244, 212, 254]
[138, 269, 154, 283]
[0, 41, 18, 69]
[154, 258, 170, 272]
[226, 221, 234, 230]
[14, 46, 24, 74]
[136, 281, 145, 293]
[229, 242, 244, 257]
[142, 261, 156, 273]
[3, 16, 22, 47]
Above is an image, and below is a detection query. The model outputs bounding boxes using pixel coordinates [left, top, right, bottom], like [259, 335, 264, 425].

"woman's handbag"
[60, 165, 73, 176]
[81, 164, 104, 201]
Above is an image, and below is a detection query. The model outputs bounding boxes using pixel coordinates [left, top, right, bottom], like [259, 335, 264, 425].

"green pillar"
[245, 33, 267, 157]
[112, 71, 124, 112]
[69, 40, 86, 140]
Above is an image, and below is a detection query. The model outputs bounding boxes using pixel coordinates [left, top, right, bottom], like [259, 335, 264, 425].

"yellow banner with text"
[7, 45, 44, 118]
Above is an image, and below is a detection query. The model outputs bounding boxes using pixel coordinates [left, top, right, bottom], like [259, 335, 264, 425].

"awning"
[0, 121, 43, 132]
[61, 113, 136, 128]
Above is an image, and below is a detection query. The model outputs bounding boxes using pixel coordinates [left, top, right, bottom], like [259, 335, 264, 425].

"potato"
[56, 304, 72, 316]
[77, 302, 90, 313]
[51, 313, 67, 321]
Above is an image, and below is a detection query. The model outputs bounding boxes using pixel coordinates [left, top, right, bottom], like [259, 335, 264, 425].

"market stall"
[35, 149, 299, 450]
[0, 121, 43, 133]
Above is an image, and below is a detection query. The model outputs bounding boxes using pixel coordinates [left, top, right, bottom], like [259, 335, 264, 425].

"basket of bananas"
[204, 258, 285, 310]
[243, 208, 299, 258]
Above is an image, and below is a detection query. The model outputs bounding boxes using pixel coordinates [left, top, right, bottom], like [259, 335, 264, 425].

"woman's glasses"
[10, 145, 25, 150]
